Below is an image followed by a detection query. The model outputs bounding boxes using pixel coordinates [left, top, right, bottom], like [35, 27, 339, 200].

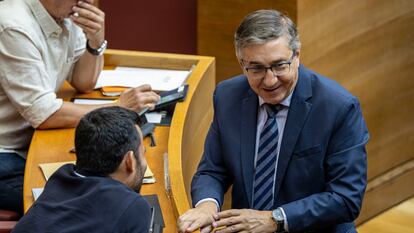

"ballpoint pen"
[148, 206, 155, 233]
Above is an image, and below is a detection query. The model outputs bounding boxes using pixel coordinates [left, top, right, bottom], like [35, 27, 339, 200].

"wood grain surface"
[298, 0, 414, 224]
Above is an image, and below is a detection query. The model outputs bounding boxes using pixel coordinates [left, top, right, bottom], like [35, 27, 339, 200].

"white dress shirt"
[256, 93, 292, 231]
[196, 92, 293, 231]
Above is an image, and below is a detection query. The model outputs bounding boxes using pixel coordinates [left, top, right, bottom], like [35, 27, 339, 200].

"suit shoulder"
[215, 75, 250, 97]
[114, 194, 152, 232]
[125, 194, 151, 213]
[302, 66, 359, 105]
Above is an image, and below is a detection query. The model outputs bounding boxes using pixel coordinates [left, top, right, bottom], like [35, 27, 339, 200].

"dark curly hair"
[75, 106, 142, 175]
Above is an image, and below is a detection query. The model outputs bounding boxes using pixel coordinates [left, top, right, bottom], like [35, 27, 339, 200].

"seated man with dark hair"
[12, 106, 151, 233]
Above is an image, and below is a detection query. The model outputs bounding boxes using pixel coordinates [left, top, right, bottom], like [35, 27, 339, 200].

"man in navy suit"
[13, 107, 152, 233]
[178, 9, 369, 233]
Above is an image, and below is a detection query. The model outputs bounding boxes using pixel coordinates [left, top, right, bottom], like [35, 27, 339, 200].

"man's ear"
[295, 49, 301, 60]
[124, 151, 136, 174]
[237, 57, 244, 68]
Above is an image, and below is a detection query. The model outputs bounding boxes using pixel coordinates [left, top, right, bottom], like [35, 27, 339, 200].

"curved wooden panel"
[298, 0, 414, 224]
[168, 56, 215, 217]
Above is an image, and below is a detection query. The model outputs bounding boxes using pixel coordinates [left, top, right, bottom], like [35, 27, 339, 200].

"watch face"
[272, 209, 285, 232]
[272, 209, 284, 221]
[275, 211, 283, 220]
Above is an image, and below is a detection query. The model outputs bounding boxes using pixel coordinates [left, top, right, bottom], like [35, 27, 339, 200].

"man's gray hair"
[235, 9, 300, 57]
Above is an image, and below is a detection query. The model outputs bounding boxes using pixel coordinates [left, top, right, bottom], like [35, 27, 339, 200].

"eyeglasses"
[242, 52, 296, 79]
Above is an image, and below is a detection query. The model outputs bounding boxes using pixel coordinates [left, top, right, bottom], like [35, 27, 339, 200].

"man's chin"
[260, 88, 291, 105]
[261, 95, 284, 105]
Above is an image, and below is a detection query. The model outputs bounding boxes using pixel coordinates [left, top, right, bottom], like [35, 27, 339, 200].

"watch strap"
[86, 39, 107, 56]
[272, 208, 285, 232]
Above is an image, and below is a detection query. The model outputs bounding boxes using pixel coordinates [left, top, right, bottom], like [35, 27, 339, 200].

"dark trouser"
[0, 152, 25, 215]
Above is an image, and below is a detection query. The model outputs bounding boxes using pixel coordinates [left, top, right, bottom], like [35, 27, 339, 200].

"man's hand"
[70, 0, 105, 48]
[212, 209, 276, 233]
[118, 85, 160, 111]
[177, 201, 218, 233]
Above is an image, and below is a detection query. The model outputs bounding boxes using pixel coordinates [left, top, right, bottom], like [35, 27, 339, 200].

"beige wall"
[198, 0, 297, 84]
[298, 0, 414, 224]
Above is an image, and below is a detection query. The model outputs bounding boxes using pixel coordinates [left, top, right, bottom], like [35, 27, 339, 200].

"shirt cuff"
[280, 207, 289, 232]
[22, 93, 63, 128]
[195, 198, 220, 212]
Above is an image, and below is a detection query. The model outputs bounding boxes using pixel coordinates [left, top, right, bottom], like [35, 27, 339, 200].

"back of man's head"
[75, 106, 141, 175]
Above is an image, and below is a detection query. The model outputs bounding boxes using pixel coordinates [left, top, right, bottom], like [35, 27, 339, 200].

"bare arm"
[70, 46, 104, 93]
[38, 2, 161, 129]
[37, 101, 105, 129]
[38, 85, 160, 129]
[69, 0, 105, 93]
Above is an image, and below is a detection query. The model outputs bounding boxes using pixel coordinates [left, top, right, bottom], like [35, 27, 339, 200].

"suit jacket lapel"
[240, 89, 258, 207]
[274, 66, 313, 202]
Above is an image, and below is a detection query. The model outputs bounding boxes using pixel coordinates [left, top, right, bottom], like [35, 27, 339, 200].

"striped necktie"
[252, 104, 281, 210]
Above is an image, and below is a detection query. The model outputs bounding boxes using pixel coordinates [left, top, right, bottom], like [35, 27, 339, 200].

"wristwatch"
[272, 208, 285, 232]
[86, 39, 107, 56]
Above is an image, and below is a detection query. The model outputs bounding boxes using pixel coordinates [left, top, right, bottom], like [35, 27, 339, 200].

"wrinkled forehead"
[238, 37, 292, 64]
[237, 36, 290, 56]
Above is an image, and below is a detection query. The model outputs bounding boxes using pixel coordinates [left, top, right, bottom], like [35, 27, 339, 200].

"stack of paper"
[38, 161, 156, 183]
[95, 66, 191, 96]
[73, 98, 115, 105]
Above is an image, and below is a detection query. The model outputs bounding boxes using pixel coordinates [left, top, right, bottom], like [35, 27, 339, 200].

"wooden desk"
[358, 197, 414, 233]
[23, 49, 215, 233]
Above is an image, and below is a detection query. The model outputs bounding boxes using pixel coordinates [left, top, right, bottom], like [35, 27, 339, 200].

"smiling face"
[238, 36, 300, 105]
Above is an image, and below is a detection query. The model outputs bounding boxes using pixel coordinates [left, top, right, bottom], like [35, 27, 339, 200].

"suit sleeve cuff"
[280, 207, 289, 232]
[195, 198, 220, 212]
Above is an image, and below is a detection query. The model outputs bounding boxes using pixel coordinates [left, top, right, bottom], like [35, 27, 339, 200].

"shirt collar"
[74, 166, 107, 178]
[26, 0, 63, 38]
[258, 91, 293, 108]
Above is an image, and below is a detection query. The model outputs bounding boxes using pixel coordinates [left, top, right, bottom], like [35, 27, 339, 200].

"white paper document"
[73, 99, 115, 105]
[145, 112, 163, 124]
[32, 188, 44, 201]
[95, 67, 191, 91]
